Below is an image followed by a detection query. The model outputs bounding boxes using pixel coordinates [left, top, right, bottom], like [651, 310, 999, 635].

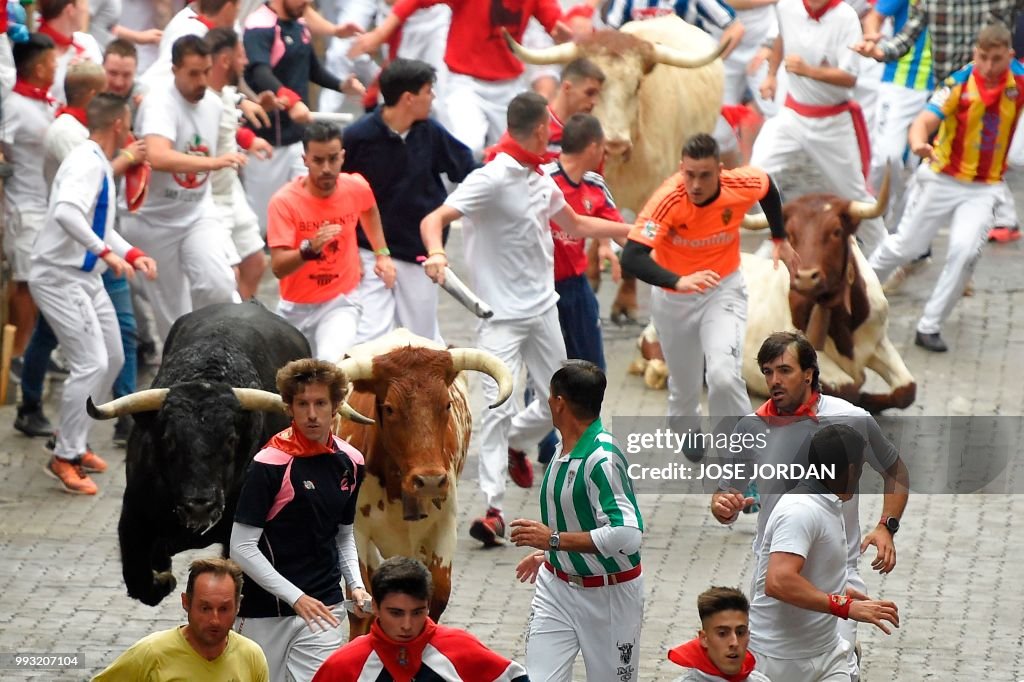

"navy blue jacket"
[342, 109, 476, 264]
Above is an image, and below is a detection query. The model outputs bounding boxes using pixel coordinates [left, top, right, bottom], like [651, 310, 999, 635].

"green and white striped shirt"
[540, 419, 644, 577]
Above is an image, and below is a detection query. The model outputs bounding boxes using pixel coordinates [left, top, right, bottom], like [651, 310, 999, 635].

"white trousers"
[354, 248, 443, 343]
[477, 306, 567, 511]
[869, 82, 930, 226]
[750, 108, 887, 258]
[525, 567, 644, 682]
[839, 568, 867, 682]
[242, 141, 306, 235]
[214, 176, 266, 262]
[319, 0, 380, 113]
[723, 46, 778, 116]
[650, 274, 750, 420]
[29, 269, 123, 461]
[753, 638, 850, 682]
[445, 73, 519, 159]
[120, 212, 238, 341]
[869, 165, 1002, 335]
[853, 55, 884, 135]
[235, 604, 346, 682]
[277, 293, 362, 362]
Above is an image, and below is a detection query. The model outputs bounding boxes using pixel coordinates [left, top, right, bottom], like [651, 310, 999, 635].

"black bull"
[88, 303, 310, 606]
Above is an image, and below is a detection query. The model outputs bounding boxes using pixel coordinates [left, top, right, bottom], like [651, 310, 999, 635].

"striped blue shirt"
[604, 0, 735, 31]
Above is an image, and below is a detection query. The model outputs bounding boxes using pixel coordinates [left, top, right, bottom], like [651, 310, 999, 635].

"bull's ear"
[130, 410, 158, 431]
[839, 208, 861, 235]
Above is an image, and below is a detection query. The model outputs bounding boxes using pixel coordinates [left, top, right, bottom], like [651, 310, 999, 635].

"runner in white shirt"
[421, 92, 631, 547]
[36, 0, 104, 103]
[2, 35, 58, 360]
[120, 34, 245, 341]
[140, 0, 239, 86]
[751, 0, 887, 257]
[747, 425, 900, 681]
[205, 27, 272, 300]
[31, 93, 158, 496]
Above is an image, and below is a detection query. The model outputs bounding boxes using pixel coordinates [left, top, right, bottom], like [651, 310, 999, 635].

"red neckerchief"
[12, 79, 55, 104]
[264, 421, 338, 458]
[667, 638, 758, 682]
[56, 106, 88, 126]
[489, 131, 547, 174]
[38, 21, 80, 52]
[369, 617, 438, 681]
[193, 13, 217, 30]
[803, 0, 842, 21]
[755, 390, 821, 423]
[973, 68, 1010, 108]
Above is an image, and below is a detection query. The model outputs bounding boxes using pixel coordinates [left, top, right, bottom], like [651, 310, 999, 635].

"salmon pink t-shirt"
[267, 174, 376, 304]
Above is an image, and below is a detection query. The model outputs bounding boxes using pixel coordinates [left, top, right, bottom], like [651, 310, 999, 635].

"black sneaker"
[914, 331, 948, 353]
[14, 407, 54, 438]
[112, 416, 131, 447]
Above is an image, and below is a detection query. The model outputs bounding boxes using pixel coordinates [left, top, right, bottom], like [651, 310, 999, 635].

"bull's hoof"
[132, 570, 177, 606]
[627, 357, 647, 376]
[858, 382, 916, 413]
[643, 359, 668, 390]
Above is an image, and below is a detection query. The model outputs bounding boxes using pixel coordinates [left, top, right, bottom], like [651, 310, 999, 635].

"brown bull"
[334, 330, 513, 636]
[506, 15, 729, 322]
[741, 171, 917, 412]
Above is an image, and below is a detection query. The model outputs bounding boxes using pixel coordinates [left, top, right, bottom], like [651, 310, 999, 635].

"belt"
[544, 561, 642, 588]
[784, 93, 872, 184]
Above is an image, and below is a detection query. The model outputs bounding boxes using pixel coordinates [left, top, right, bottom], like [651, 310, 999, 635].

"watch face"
[886, 517, 899, 533]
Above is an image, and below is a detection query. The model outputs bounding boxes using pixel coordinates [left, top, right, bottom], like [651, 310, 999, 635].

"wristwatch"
[548, 530, 560, 550]
[299, 239, 320, 261]
[880, 516, 900, 535]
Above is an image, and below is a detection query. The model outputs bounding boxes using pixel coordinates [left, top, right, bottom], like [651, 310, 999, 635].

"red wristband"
[125, 247, 147, 266]
[97, 245, 112, 258]
[276, 86, 301, 109]
[828, 593, 851, 619]
[235, 127, 256, 150]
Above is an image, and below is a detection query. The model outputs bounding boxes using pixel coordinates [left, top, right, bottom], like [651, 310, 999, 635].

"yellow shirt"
[92, 626, 268, 682]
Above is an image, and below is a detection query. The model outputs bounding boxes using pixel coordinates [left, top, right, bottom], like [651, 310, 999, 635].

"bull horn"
[846, 167, 891, 220]
[232, 388, 288, 413]
[86, 389, 169, 420]
[741, 212, 770, 230]
[336, 356, 374, 383]
[339, 403, 375, 425]
[502, 27, 579, 65]
[651, 35, 729, 69]
[448, 349, 514, 409]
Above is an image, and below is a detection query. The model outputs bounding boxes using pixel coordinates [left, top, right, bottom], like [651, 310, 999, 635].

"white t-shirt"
[142, 6, 209, 86]
[776, 0, 862, 106]
[119, 0, 162, 72]
[33, 140, 130, 273]
[444, 153, 567, 320]
[748, 491, 847, 660]
[52, 32, 104, 104]
[212, 86, 242, 200]
[88, 0, 124, 48]
[0, 35, 15, 95]
[135, 82, 222, 227]
[0, 92, 57, 215]
[44, 113, 90, 187]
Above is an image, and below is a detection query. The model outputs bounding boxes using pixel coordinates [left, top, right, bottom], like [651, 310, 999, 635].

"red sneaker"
[44, 456, 98, 495]
[469, 508, 505, 547]
[79, 449, 108, 473]
[508, 447, 534, 488]
[988, 226, 1021, 243]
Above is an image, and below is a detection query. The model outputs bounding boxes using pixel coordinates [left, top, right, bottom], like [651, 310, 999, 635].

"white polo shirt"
[0, 91, 57, 217]
[444, 153, 567, 321]
[52, 32, 104, 104]
[44, 112, 89, 187]
[33, 140, 129, 274]
[776, 0, 862, 106]
[135, 81, 222, 228]
[748, 489, 848, 660]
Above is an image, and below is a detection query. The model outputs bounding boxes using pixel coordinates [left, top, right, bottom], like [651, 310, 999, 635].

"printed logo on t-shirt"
[721, 208, 733, 225]
[641, 220, 658, 239]
[173, 134, 211, 189]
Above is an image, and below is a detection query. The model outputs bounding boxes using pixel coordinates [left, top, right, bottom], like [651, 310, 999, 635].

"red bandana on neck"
[264, 421, 338, 458]
[38, 21, 79, 50]
[972, 68, 1011, 108]
[56, 106, 88, 126]
[667, 638, 758, 682]
[13, 79, 55, 104]
[369, 618, 438, 681]
[193, 13, 217, 30]
[489, 131, 547, 174]
[755, 390, 821, 423]
[803, 0, 842, 21]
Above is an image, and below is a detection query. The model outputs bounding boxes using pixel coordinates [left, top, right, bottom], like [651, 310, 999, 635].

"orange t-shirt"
[628, 167, 769, 290]
[267, 174, 376, 304]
